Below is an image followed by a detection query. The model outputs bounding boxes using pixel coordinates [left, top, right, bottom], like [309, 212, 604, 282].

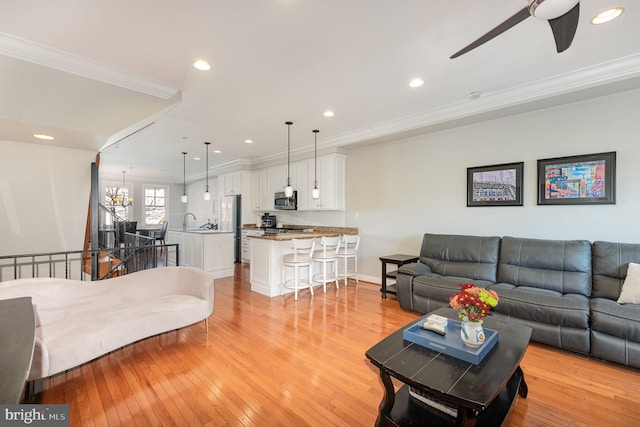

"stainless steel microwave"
[274, 191, 297, 210]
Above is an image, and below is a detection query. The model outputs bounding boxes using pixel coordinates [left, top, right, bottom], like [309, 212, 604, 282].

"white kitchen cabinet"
[303, 154, 346, 210]
[251, 154, 345, 212]
[294, 159, 311, 211]
[220, 170, 250, 196]
[249, 237, 298, 297]
[265, 168, 276, 209]
[241, 228, 263, 263]
[251, 171, 261, 210]
[166, 229, 234, 278]
[222, 171, 240, 195]
[251, 168, 273, 211]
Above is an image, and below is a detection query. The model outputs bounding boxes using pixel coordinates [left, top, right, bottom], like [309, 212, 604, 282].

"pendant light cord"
[121, 171, 128, 207]
[182, 152, 187, 194]
[286, 122, 292, 186]
[204, 142, 210, 192]
[313, 130, 319, 187]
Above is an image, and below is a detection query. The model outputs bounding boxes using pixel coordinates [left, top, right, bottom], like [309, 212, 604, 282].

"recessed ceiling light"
[591, 7, 624, 25]
[214, 149, 222, 154]
[467, 91, 482, 100]
[323, 110, 335, 117]
[409, 78, 424, 88]
[33, 134, 54, 140]
[244, 139, 253, 144]
[194, 156, 201, 160]
[193, 59, 212, 71]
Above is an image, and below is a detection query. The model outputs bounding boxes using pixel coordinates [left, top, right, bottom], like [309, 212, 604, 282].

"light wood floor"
[34, 264, 640, 426]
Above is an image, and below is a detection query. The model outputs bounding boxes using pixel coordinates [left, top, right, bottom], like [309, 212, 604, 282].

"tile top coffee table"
[365, 307, 532, 427]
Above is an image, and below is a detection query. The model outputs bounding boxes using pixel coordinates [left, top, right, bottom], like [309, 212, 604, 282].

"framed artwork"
[467, 162, 523, 207]
[537, 151, 616, 205]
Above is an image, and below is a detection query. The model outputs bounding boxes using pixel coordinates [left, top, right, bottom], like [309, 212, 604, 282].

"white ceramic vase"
[460, 320, 485, 348]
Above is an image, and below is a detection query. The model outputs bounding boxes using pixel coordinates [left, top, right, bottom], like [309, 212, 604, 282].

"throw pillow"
[617, 262, 640, 304]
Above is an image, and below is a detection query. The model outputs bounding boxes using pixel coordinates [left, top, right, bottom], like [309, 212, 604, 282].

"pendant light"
[284, 121, 294, 197]
[181, 151, 188, 203]
[312, 129, 320, 199]
[203, 142, 211, 200]
[120, 170, 130, 207]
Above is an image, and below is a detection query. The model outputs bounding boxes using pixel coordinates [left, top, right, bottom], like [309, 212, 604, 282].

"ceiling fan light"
[591, 7, 624, 25]
[529, 0, 579, 20]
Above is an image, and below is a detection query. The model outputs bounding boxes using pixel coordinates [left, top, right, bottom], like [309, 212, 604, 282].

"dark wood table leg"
[457, 407, 478, 427]
[375, 369, 395, 427]
[381, 262, 388, 298]
[517, 366, 528, 398]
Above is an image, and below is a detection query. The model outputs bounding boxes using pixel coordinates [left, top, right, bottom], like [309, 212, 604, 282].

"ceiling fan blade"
[450, 7, 531, 59]
[548, 2, 580, 53]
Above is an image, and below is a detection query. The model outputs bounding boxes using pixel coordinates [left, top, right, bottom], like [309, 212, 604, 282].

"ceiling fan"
[450, 0, 580, 59]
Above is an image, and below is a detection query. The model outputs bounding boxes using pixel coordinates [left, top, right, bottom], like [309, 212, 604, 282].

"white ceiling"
[1, 0, 639, 183]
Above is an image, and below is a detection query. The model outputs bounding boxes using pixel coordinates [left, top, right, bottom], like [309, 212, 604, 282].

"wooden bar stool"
[337, 234, 360, 287]
[312, 236, 341, 292]
[282, 238, 316, 300]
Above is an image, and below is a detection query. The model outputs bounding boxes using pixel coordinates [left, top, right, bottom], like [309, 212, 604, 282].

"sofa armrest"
[397, 262, 432, 277]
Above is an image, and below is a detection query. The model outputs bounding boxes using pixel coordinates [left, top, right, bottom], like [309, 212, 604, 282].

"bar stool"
[312, 236, 341, 292]
[282, 238, 316, 300]
[337, 234, 360, 287]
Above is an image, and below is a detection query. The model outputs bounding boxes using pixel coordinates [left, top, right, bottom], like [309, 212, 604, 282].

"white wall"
[0, 140, 96, 256]
[346, 89, 640, 283]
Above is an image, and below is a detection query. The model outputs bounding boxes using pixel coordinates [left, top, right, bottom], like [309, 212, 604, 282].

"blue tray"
[403, 318, 499, 364]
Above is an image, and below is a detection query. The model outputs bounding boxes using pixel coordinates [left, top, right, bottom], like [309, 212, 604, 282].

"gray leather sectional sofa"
[396, 233, 640, 368]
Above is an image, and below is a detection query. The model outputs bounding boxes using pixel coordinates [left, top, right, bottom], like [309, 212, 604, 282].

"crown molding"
[321, 53, 640, 148]
[0, 32, 180, 99]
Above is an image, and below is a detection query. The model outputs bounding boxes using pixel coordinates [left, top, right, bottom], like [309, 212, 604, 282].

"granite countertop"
[169, 228, 234, 234]
[243, 224, 357, 241]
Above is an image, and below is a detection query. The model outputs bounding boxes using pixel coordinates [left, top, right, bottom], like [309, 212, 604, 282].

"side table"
[379, 254, 418, 298]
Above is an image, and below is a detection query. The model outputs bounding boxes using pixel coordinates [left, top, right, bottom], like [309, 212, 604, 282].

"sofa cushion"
[618, 263, 640, 304]
[590, 297, 640, 342]
[592, 241, 640, 300]
[412, 274, 495, 305]
[487, 282, 590, 329]
[418, 234, 500, 282]
[497, 236, 591, 296]
[32, 295, 210, 380]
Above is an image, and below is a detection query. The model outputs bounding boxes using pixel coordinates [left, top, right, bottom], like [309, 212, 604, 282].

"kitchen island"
[247, 226, 357, 297]
[166, 229, 234, 279]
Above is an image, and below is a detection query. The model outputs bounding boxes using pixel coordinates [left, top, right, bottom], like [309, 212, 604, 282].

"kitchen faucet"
[183, 212, 196, 230]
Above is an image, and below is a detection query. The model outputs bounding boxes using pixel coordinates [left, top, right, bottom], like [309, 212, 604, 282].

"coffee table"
[366, 307, 532, 427]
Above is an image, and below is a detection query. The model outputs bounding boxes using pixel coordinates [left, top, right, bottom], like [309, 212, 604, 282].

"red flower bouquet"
[449, 283, 499, 322]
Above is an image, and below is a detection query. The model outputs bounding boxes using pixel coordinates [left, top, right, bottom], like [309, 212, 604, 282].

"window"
[104, 184, 130, 222]
[144, 186, 166, 225]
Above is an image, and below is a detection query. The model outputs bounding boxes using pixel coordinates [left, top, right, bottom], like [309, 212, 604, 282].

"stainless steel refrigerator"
[220, 195, 241, 263]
